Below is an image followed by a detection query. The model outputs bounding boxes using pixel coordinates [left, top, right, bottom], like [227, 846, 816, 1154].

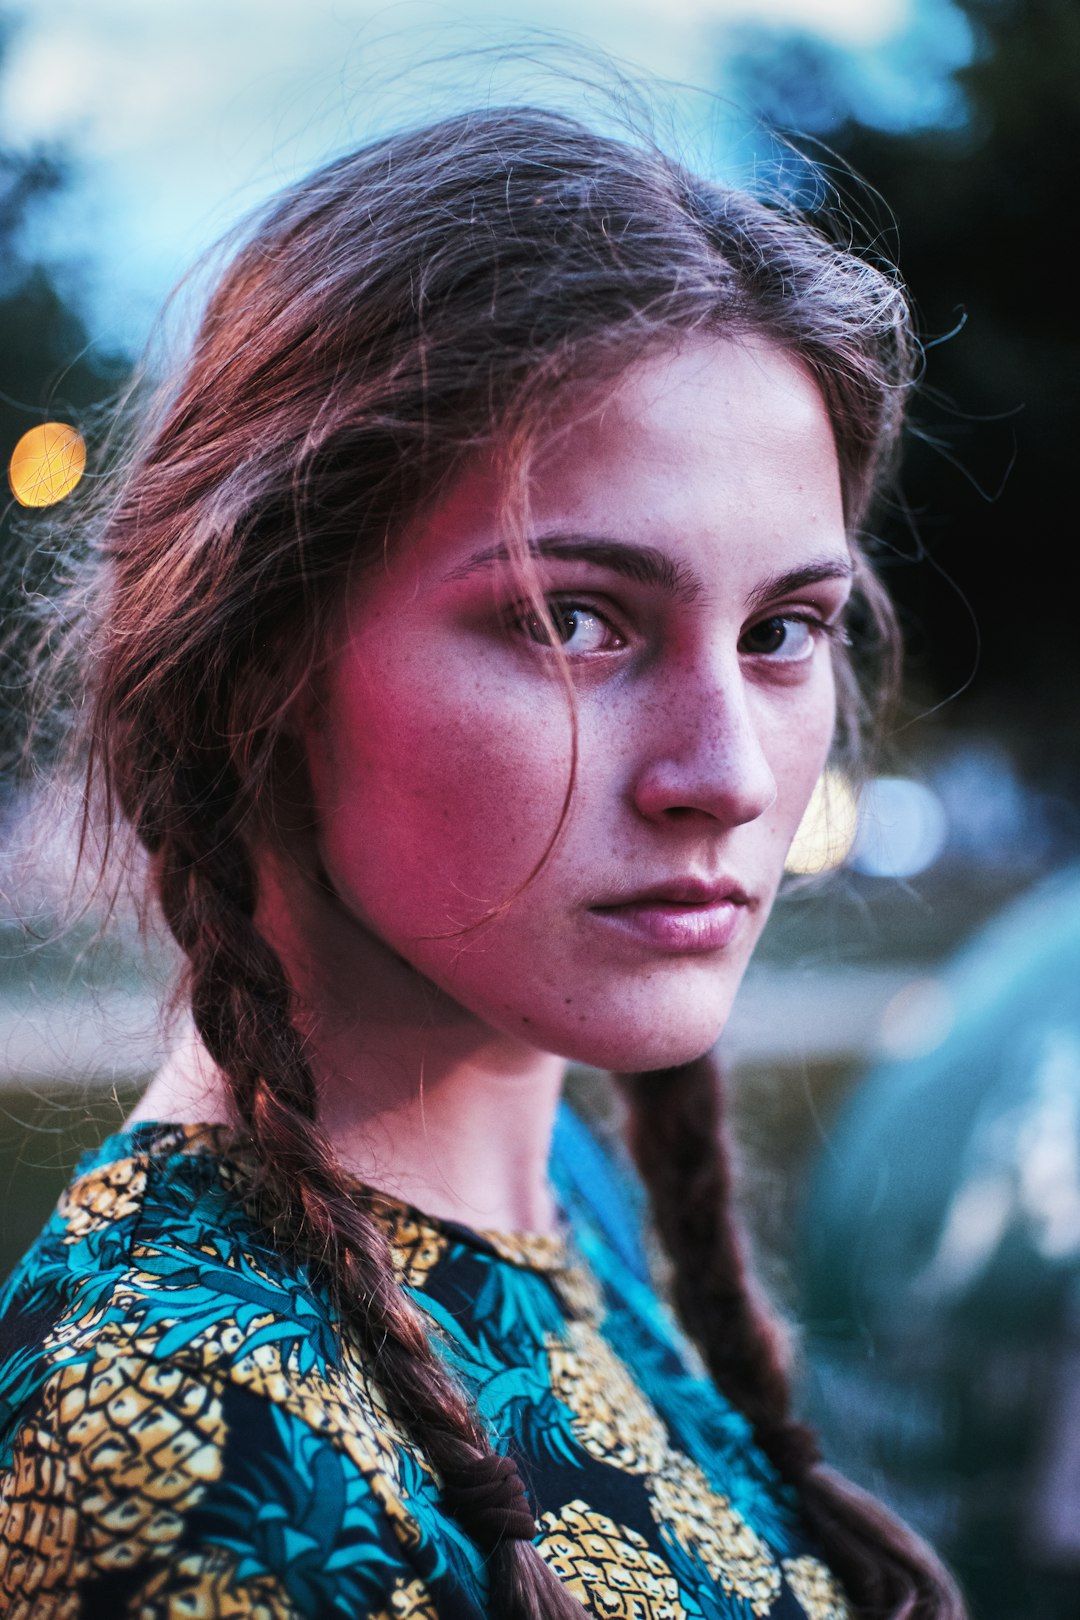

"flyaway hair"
[44, 105, 960, 1617]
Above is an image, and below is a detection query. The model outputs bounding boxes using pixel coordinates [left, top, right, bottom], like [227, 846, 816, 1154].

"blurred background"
[1, 2, 1078, 1615]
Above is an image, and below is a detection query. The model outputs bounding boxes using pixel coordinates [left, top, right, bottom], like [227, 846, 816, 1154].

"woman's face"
[301, 336, 852, 1071]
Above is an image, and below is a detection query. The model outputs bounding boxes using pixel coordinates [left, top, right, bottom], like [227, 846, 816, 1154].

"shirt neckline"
[111, 1118, 575, 1277]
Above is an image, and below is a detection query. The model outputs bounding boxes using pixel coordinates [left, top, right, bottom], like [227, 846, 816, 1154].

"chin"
[538, 997, 737, 1076]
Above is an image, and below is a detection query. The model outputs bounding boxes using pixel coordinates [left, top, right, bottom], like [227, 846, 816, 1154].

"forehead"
[538, 335, 837, 506]
[396, 334, 847, 583]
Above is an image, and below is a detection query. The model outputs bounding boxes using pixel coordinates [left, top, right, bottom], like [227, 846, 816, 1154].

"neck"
[131, 853, 568, 1236]
[313, 1037, 566, 1234]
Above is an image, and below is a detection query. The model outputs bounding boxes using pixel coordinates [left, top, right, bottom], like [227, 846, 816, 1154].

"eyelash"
[507, 596, 849, 661]
[506, 598, 626, 654]
[739, 611, 851, 662]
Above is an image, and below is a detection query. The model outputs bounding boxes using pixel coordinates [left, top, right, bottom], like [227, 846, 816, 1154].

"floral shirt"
[0, 1114, 848, 1619]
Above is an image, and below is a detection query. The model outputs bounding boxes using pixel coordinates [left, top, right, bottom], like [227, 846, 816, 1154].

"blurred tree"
[0, 13, 127, 784]
[729, 0, 1080, 788]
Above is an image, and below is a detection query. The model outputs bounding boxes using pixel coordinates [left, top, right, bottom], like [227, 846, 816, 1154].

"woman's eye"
[739, 615, 820, 662]
[515, 601, 624, 655]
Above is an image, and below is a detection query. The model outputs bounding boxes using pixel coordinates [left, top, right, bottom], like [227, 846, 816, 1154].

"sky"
[0, 0, 970, 351]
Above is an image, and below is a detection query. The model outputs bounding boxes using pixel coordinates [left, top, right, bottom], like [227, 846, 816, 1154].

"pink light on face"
[299, 336, 851, 1074]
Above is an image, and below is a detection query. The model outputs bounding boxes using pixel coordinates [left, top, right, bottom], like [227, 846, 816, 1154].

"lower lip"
[588, 899, 746, 953]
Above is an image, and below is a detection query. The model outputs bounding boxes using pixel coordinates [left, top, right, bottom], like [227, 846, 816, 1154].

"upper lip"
[590, 877, 755, 909]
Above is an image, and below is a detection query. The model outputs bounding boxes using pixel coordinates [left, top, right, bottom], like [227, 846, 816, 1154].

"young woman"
[0, 107, 965, 1619]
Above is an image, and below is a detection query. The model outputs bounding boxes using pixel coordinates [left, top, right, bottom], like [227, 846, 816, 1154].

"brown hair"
[58, 105, 959, 1617]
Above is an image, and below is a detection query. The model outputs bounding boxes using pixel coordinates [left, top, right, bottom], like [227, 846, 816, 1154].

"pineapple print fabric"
[0, 1117, 849, 1618]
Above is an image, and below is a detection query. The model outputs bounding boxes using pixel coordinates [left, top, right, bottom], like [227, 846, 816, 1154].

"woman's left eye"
[739, 615, 824, 662]
[513, 600, 625, 655]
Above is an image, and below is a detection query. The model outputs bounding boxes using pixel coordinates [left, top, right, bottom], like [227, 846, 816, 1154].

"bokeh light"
[851, 775, 948, 879]
[785, 768, 859, 875]
[877, 975, 956, 1061]
[8, 422, 86, 508]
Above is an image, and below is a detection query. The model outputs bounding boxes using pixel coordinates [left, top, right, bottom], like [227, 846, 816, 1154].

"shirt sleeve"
[0, 1336, 432, 1619]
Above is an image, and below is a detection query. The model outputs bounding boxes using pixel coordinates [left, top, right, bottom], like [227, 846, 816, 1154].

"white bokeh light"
[851, 775, 949, 880]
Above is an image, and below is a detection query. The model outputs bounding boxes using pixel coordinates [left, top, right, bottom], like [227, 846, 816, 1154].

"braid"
[146, 760, 588, 1620]
[617, 1057, 966, 1620]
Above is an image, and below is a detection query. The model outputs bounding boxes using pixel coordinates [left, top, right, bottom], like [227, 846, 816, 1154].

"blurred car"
[797, 865, 1080, 1620]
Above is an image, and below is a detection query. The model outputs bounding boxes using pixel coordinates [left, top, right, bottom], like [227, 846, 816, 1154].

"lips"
[588, 878, 754, 953]
[600, 877, 753, 908]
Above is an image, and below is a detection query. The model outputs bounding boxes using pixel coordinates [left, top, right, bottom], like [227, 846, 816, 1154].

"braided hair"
[618, 1060, 965, 1618]
[58, 105, 962, 1616]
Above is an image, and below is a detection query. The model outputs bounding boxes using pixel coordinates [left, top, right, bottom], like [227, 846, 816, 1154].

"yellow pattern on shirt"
[368, 1574, 439, 1620]
[0, 1332, 226, 1618]
[547, 1318, 782, 1613]
[782, 1555, 853, 1620]
[538, 1499, 688, 1620]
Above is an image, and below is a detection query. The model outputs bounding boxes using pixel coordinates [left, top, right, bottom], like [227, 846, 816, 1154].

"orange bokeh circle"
[8, 422, 87, 508]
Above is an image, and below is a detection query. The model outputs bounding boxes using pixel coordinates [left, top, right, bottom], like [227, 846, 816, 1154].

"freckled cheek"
[316, 661, 576, 901]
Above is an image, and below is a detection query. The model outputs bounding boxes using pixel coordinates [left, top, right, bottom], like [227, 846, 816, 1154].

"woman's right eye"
[512, 600, 626, 655]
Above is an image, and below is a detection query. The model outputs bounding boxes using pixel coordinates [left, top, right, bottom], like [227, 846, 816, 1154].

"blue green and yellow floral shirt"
[0, 1112, 848, 1618]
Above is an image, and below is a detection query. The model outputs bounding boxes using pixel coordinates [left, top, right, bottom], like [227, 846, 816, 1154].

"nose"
[629, 655, 778, 829]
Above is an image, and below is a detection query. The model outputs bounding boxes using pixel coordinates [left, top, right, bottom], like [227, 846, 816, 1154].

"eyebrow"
[443, 534, 702, 602]
[745, 557, 856, 613]
[444, 532, 854, 609]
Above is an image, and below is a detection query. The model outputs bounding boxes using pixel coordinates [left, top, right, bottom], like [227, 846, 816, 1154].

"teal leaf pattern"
[0, 1116, 850, 1620]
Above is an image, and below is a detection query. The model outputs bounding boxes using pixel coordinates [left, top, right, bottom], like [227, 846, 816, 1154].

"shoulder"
[0, 1122, 335, 1434]
[0, 1124, 475, 1619]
